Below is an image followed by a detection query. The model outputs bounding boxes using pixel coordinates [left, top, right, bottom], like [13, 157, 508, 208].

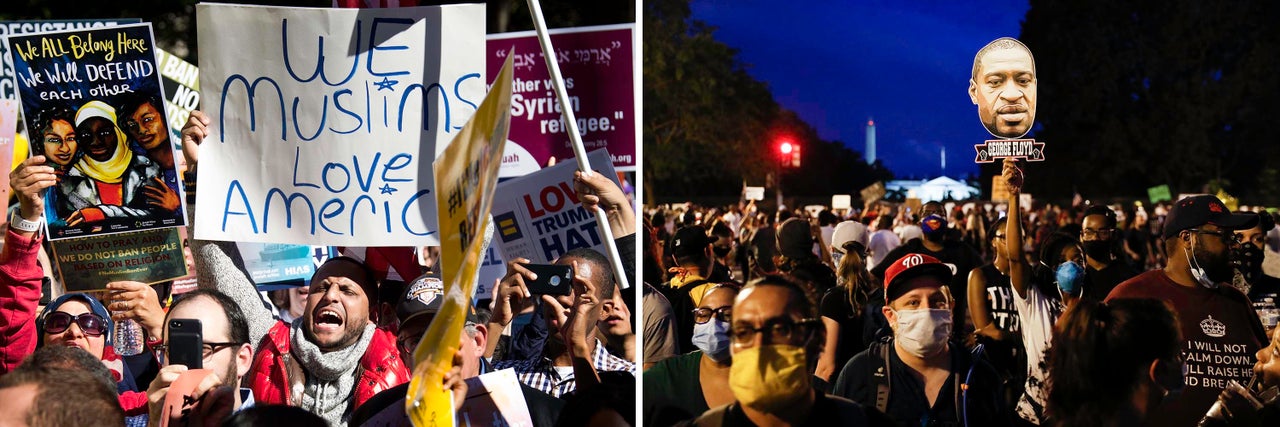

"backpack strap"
[871, 340, 892, 413]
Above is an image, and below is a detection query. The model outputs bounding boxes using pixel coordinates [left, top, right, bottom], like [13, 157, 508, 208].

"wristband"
[9, 213, 41, 232]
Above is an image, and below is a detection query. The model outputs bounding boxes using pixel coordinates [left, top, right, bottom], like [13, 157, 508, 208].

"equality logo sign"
[490, 149, 618, 264]
[487, 24, 636, 176]
[969, 37, 1045, 163]
[8, 23, 188, 240]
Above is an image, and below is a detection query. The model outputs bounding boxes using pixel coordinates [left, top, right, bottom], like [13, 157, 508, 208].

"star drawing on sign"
[380, 183, 398, 195]
[374, 77, 399, 91]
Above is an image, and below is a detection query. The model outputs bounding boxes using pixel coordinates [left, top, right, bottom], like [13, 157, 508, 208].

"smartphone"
[523, 264, 574, 296]
[167, 318, 203, 369]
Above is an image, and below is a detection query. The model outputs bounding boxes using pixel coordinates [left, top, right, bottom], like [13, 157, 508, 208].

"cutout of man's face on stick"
[971, 37, 1044, 163]
[971, 37, 1037, 138]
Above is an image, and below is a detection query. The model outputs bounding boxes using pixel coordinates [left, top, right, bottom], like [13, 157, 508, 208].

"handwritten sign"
[488, 24, 636, 175]
[51, 228, 187, 291]
[408, 49, 514, 427]
[744, 186, 765, 201]
[235, 242, 336, 290]
[491, 149, 618, 264]
[8, 23, 188, 240]
[194, 4, 485, 246]
[0, 20, 141, 101]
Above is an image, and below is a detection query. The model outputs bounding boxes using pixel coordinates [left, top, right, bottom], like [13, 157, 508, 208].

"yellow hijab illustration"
[73, 100, 132, 184]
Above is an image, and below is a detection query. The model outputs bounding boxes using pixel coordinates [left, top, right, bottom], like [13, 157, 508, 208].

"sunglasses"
[43, 311, 108, 336]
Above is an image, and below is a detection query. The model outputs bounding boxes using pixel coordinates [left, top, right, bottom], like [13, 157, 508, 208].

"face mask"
[1232, 243, 1265, 284]
[920, 215, 948, 241]
[692, 319, 732, 363]
[728, 345, 811, 413]
[1056, 261, 1085, 295]
[1081, 240, 1112, 262]
[713, 246, 731, 258]
[1186, 235, 1233, 288]
[892, 308, 951, 357]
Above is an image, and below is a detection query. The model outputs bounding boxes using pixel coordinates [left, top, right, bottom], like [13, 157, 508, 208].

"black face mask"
[713, 246, 731, 258]
[1233, 243, 1266, 284]
[1081, 240, 1112, 262]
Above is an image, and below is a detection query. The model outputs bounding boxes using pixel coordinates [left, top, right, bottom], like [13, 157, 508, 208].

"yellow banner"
[407, 51, 514, 427]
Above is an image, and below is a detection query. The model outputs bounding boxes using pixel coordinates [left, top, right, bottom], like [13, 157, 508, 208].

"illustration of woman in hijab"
[57, 100, 178, 228]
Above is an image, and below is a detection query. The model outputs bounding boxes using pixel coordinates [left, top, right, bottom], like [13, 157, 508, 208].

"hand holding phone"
[167, 318, 203, 369]
[523, 264, 574, 296]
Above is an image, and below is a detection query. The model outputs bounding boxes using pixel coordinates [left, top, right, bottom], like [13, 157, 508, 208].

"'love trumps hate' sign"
[195, 4, 485, 246]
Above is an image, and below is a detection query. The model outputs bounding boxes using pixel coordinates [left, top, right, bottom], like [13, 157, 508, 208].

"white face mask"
[892, 308, 952, 357]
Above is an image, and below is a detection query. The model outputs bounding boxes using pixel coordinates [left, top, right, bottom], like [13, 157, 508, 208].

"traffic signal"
[778, 140, 800, 167]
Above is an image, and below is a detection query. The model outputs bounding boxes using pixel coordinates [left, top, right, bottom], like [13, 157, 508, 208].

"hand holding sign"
[1002, 158, 1023, 195]
[180, 110, 210, 168]
[573, 169, 635, 237]
[9, 156, 56, 224]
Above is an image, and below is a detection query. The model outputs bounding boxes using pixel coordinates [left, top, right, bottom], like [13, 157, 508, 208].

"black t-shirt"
[831, 340, 1009, 427]
[1247, 273, 1280, 304]
[820, 287, 868, 374]
[1082, 261, 1138, 301]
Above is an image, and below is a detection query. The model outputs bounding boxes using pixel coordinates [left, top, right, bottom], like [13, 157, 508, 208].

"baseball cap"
[1161, 195, 1258, 238]
[882, 253, 954, 302]
[668, 225, 714, 259]
[776, 218, 814, 259]
[831, 220, 869, 255]
[395, 274, 478, 326]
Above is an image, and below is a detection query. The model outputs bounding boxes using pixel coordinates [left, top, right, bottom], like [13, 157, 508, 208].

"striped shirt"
[491, 340, 634, 398]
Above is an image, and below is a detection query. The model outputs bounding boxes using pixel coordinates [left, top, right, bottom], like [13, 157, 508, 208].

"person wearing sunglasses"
[684, 275, 879, 426]
[646, 283, 740, 425]
[833, 253, 1008, 427]
[34, 293, 141, 394]
[1106, 195, 1269, 427]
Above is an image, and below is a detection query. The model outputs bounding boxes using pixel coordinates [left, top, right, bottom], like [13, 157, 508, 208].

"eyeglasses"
[1189, 228, 1242, 245]
[730, 318, 820, 346]
[154, 341, 241, 362]
[692, 306, 733, 324]
[1081, 228, 1116, 239]
[43, 312, 108, 336]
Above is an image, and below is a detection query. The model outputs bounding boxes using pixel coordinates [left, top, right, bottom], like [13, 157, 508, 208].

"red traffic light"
[779, 141, 794, 154]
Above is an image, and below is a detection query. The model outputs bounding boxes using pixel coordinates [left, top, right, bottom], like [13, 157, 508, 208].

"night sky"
[689, 0, 1032, 179]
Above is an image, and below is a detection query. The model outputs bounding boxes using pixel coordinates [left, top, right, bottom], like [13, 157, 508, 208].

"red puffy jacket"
[246, 320, 407, 409]
[0, 229, 44, 375]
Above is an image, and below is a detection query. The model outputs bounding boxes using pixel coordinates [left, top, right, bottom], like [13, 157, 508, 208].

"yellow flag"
[406, 51, 514, 427]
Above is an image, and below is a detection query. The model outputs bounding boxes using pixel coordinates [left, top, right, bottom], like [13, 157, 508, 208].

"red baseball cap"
[883, 253, 953, 302]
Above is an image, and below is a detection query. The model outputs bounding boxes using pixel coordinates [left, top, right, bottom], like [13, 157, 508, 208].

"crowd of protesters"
[643, 158, 1280, 426]
[0, 110, 639, 427]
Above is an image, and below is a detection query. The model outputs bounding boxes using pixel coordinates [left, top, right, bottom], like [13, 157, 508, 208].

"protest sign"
[474, 243, 505, 303]
[488, 24, 635, 176]
[194, 4, 485, 246]
[970, 37, 1045, 162]
[991, 174, 1010, 203]
[172, 226, 198, 294]
[491, 149, 618, 264]
[457, 369, 534, 426]
[0, 20, 141, 101]
[1148, 184, 1172, 203]
[832, 194, 852, 210]
[408, 49, 514, 427]
[51, 228, 187, 292]
[744, 186, 765, 201]
[153, 48, 198, 147]
[8, 23, 187, 240]
[974, 139, 1045, 163]
[804, 205, 824, 218]
[235, 242, 337, 290]
[0, 100, 15, 210]
[860, 181, 885, 202]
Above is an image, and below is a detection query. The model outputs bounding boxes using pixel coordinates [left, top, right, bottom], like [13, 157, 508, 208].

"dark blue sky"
[689, 0, 1032, 179]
